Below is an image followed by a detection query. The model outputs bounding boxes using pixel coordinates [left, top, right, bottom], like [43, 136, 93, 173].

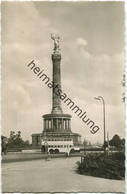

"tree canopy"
[7, 131, 30, 148]
[109, 134, 124, 148]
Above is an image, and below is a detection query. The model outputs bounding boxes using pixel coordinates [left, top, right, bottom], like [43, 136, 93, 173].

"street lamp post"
[94, 96, 106, 152]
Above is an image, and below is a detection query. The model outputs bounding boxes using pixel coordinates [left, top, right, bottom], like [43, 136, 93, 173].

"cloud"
[9, 83, 32, 110]
[1, 2, 124, 143]
[76, 38, 88, 47]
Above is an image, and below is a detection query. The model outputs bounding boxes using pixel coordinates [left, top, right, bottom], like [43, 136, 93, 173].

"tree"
[8, 131, 29, 148]
[17, 131, 21, 138]
[121, 138, 125, 148]
[109, 134, 122, 148]
[24, 140, 30, 146]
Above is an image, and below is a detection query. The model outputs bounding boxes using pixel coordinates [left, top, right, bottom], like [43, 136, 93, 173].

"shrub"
[76, 152, 125, 180]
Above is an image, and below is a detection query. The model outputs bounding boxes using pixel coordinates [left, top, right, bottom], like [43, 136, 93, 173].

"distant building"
[31, 133, 42, 147]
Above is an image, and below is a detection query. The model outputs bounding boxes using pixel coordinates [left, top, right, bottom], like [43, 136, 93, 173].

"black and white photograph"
[1, 1, 125, 193]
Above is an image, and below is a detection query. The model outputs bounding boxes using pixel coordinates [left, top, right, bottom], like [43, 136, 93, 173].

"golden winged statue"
[51, 33, 60, 53]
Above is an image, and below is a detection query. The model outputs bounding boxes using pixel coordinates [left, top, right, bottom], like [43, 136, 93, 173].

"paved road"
[2, 157, 125, 192]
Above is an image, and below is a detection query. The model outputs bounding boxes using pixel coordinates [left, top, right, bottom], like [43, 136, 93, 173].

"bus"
[41, 137, 75, 155]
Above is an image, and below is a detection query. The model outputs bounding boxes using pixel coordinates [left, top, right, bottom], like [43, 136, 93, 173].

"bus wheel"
[49, 149, 54, 154]
[55, 149, 59, 154]
[70, 149, 75, 153]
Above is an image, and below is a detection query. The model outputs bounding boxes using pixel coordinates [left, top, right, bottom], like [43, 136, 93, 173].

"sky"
[1, 1, 125, 143]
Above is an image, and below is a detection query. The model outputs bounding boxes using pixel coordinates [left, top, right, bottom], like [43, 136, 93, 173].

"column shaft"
[56, 118, 58, 129]
[51, 119, 53, 129]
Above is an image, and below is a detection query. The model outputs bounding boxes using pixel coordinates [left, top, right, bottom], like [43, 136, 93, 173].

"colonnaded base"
[42, 114, 72, 135]
[43, 114, 72, 133]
